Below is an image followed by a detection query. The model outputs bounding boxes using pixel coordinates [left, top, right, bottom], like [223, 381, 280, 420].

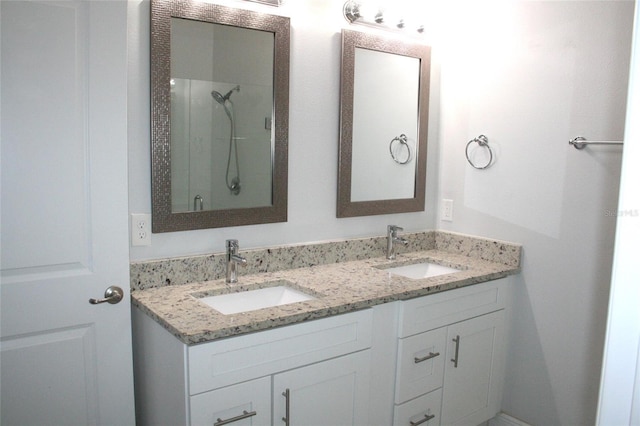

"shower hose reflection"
[211, 85, 241, 195]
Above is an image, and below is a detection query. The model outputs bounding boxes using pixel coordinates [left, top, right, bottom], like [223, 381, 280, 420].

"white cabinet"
[133, 278, 510, 426]
[394, 389, 442, 426]
[132, 308, 372, 426]
[189, 351, 370, 426]
[395, 327, 447, 404]
[273, 350, 371, 425]
[441, 311, 505, 426]
[393, 279, 509, 426]
[190, 378, 271, 426]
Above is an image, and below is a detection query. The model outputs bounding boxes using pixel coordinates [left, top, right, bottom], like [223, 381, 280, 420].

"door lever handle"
[89, 286, 124, 305]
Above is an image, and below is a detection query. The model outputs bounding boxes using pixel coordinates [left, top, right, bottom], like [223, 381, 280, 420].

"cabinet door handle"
[281, 388, 290, 426]
[451, 335, 460, 368]
[214, 410, 257, 426]
[409, 413, 436, 426]
[414, 351, 440, 364]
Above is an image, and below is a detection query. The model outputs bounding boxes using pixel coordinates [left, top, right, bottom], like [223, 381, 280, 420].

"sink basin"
[383, 262, 461, 279]
[199, 284, 316, 315]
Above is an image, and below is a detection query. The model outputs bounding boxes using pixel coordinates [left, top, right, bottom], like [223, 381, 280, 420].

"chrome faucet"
[387, 225, 408, 260]
[226, 239, 247, 283]
[193, 195, 203, 211]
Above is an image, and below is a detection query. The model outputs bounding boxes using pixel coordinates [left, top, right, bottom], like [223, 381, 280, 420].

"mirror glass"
[337, 29, 431, 217]
[151, 0, 290, 232]
[170, 18, 275, 212]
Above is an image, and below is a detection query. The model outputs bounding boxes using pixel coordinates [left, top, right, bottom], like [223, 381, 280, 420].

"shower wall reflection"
[170, 18, 275, 212]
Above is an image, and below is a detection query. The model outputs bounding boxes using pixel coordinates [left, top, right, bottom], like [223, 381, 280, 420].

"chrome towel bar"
[569, 136, 623, 150]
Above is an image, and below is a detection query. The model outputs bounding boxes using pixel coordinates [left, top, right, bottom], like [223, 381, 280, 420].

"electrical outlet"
[442, 199, 454, 222]
[131, 213, 151, 246]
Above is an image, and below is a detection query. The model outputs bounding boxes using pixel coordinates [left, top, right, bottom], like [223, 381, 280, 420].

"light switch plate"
[442, 199, 453, 222]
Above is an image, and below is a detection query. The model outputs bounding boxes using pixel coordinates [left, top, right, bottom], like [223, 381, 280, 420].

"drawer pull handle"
[282, 388, 290, 426]
[409, 413, 436, 426]
[451, 335, 460, 368]
[214, 410, 257, 426]
[414, 351, 440, 364]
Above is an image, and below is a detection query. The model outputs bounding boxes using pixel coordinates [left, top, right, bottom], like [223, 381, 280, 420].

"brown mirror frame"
[150, 0, 290, 232]
[337, 29, 431, 218]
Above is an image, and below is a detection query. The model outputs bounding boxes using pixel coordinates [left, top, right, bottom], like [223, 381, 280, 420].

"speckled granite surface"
[131, 231, 522, 345]
[435, 231, 521, 267]
[130, 230, 519, 291]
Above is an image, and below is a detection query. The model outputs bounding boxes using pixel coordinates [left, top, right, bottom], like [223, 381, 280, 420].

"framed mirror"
[151, 0, 290, 232]
[337, 29, 431, 218]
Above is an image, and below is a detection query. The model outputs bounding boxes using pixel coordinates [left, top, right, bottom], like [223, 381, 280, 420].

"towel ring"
[465, 135, 493, 169]
[389, 134, 412, 164]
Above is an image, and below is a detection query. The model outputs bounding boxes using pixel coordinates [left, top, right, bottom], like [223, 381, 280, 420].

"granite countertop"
[132, 237, 521, 345]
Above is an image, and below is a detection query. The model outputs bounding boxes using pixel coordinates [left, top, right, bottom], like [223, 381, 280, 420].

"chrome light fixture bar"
[342, 0, 424, 34]
[244, 0, 282, 6]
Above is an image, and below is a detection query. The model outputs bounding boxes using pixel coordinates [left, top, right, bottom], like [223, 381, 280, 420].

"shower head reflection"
[211, 85, 240, 105]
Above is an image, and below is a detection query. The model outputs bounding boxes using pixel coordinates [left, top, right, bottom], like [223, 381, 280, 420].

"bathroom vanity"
[133, 304, 373, 425]
[131, 231, 520, 426]
[393, 279, 507, 426]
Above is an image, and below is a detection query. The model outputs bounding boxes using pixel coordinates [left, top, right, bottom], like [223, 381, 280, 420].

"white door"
[0, 1, 134, 425]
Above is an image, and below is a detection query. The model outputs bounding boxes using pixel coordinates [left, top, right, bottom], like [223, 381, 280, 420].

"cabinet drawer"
[190, 377, 270, 426]
[188, 309, 372, 394]
[395, 327, 446, 404]
[399, 279, 507, 338]
[394, 388, 442, 426]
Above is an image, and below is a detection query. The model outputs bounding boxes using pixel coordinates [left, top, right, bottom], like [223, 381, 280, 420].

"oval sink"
[383, 262, 461, 279]
[199, 285, 316, 315]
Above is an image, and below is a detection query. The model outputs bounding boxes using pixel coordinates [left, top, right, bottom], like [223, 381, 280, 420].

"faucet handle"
[226, 239, 239, 249]
[388, 225, 403, 233]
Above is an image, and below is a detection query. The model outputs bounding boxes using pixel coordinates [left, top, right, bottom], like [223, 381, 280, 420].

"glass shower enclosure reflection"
[170, 78, 273, 212]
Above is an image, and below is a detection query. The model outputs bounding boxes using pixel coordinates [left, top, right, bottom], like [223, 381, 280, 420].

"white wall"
[128, 0, 634, 425]
[128, 0, 439, 261]
[435, 1, 634, 425]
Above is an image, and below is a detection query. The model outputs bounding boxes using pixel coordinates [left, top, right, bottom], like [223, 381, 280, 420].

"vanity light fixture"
[244, 0, 282, 6]
[342, 0, 425, 34]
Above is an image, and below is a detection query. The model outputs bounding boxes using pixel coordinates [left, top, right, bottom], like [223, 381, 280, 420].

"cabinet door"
[273, 350, 370, 426]
[190, 377, 271, 426]
[441, 310, 505, 426]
